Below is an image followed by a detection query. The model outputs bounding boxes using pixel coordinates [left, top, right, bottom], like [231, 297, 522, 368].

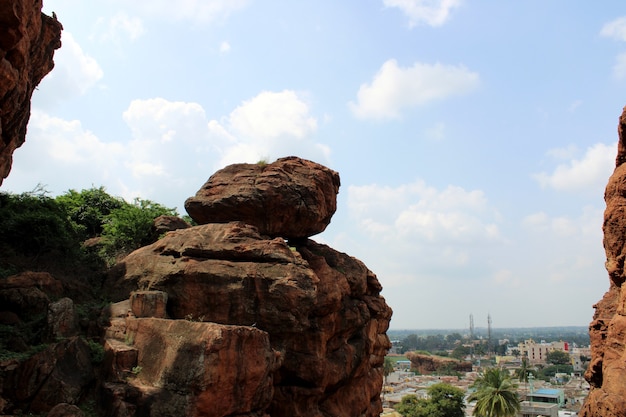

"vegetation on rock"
[0, 186, 179, 280]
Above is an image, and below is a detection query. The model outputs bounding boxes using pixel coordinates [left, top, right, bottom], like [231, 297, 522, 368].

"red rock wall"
[0, 0, 62, 186]
[104, 222, 392, 417]
[580, 106, 626, 417]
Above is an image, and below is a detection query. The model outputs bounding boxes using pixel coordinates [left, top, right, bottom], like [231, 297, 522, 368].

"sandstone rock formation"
[580, 106, 626, 417]
[184, 156, 340, 240]
[2, 336, 94, 413]
[0, 0, 62, 185]
[103, 157, 392, 417]
[405, 352, 472, 375]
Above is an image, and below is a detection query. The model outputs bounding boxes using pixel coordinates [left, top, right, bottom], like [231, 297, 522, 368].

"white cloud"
[383, 0, 462, 27]
[600, 16, 626, 41]
[349, 59, 479, 120]
[92, 13, 145, 43]
[120, 92, 328, 202]
[33, 32, 103, 107]
[3, 110, 124, 194]
[8, 91, 329, 209]
[126, 0, 249, 23]
[348, 180, 501, 245]
[533, 143, 615, 192]
[220, 41, 231, 53]
[612, 52, 626, 80]
[228, 90, 318, 140]
[123, 98, 210, 144]
[523, 206, 602, 239]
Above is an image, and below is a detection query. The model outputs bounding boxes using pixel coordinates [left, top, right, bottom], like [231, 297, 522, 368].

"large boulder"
[581, 106, 626, 417]
[0, 0, 62, 185]
[184, 156, 340, 240]
[105, 221, 392, 417]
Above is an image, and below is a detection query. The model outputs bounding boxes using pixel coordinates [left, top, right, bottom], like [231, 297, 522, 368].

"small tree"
[383, 357, 395, 385]
[546, 350, 571, 366]
[395, 383, 465, 417]
[100, 197, 177, 262]
[56, 186, 124, 239]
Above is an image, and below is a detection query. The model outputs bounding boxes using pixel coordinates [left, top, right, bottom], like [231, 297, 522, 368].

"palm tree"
[468, 367, 520, 417]
[516, 357, 531, 383]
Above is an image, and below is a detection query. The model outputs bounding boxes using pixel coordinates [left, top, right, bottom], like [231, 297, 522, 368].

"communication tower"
[487, 313, 492, 354]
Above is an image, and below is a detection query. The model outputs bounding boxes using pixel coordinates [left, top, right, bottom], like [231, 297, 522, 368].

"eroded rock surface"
[406, 352, 472, 375]
[104, 209, 392, 416]
[102, 317, 278, 417]
[581, 106, 626, 417]
[184, 156, 340, 240]
[0, 0, 62, 185]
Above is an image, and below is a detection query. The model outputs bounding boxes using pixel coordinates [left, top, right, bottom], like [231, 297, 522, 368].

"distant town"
[383, 325, 590, 416]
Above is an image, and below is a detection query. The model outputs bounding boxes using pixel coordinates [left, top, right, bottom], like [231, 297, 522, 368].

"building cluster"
[497, 339, 591, 373]
[382, 338, 591, 417]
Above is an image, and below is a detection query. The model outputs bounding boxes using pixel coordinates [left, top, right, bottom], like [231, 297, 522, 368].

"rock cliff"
[0, 0, 62, 186]
[102, 157, 393, 417]
[580, 106, 626, 417]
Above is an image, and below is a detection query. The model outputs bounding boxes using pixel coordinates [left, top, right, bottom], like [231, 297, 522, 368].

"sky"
[3, 0, 626, 330]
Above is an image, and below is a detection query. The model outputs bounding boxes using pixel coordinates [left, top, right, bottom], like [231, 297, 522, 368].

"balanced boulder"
[184, 156, 340, 240]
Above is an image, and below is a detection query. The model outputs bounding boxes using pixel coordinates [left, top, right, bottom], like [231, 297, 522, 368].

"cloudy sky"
[4, 0, 626, 330]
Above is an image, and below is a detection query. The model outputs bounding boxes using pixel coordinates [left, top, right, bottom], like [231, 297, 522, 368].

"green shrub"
[56, 186, 124, 240]
[99, 198, 177, 263]
[0, 189, 80, 258]
[86, 339, 105, 364]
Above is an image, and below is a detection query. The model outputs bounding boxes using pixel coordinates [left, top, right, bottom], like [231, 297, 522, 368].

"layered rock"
[104, 222, 392, 417]
[184, 156, 340, 240]
[0, 0, 62, 185]
[102, 157, 392, 417]
[580, 106, 626, 417]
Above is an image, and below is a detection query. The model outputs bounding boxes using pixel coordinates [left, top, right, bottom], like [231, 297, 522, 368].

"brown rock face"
[184, 156, 340, 240]
[103, 318, 279, 417]
[0, 0, 62, 185]
[406, 352, 472, 375]
[581, 106, 626, 417]
[104, 220, 392, 417]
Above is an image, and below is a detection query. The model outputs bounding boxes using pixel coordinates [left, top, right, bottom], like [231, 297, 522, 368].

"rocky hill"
[101, 156, 392, 416]
[405, 352, 472, 375]
[0, 157, 393, 416]
[580, 106, 626, 417]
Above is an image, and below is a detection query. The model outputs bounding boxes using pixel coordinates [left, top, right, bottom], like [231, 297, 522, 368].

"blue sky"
[4, 0, 626, 329]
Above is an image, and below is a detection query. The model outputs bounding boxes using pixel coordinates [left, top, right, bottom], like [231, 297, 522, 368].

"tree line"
[0, 186, 181, 283]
